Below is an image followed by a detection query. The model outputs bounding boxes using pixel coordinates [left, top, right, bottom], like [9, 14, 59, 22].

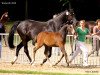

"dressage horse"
[8, 9, 75, 65]
[0, 11, 9, 46]
[32, 25, 72, 66]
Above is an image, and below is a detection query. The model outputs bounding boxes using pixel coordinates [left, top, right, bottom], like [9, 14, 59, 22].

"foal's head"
[59, 24, 74, 34]
[58, 24, 74, 42]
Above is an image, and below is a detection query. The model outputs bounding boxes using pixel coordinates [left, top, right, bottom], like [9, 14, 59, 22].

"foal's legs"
[31, 43, 43, 65]
[53, 45, 69, 66]
[40, 46, 52, 65]
[69, 36, 74, 55]
[11, 42, 23, 65]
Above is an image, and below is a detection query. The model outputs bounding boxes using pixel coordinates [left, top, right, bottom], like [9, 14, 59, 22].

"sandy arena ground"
[0, 42, 100, 74]
[0, 62, 100, 74]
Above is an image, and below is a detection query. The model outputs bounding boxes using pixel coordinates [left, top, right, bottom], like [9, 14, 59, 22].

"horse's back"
[37, 32, 63, 46]
[17, 20, 46, 28]
[17, 20, 47, 36]
[38, 32, 61, 39]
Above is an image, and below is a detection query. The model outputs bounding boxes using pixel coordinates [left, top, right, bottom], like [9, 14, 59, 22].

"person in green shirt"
[68, 20, 91, 67]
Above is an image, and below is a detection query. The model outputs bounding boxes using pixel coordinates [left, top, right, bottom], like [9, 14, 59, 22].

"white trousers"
[70, 41, 88, 65]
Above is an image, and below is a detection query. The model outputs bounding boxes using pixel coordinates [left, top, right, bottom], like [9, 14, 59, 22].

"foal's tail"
[8, 21, 21, 49]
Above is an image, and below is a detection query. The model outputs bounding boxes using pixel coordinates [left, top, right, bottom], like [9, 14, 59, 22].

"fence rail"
[0, 33, 100, 67]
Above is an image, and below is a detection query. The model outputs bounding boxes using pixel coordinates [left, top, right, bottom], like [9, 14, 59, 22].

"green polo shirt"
[76, 27, 89, 42]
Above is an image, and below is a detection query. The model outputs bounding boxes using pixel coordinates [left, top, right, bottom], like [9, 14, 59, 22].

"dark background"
[0, 0, 100, 21]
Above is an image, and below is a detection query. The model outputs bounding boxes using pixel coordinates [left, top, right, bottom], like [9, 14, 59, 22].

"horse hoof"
[30, 61, 36, 66]
[52, 65, 56, 67]
[11, 61, 14, 65]
[52, 63, 57, 66]
[49, 64, 53, 67]
[52, 64, 56, 66]
[40, 63, 43, 66]
[30, 62, 33, 65]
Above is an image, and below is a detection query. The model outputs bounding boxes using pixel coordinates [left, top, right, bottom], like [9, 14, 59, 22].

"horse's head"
[54, 10, 73, 23]
[67, 25, 75, 35]
[0, 11, 9, 24]
[51, 9, 75, 32]
[58, 24, 75, 42]
[67, 9, 76, 23]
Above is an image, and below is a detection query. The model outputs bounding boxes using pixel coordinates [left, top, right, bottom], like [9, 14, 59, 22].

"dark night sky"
[0, 0, 100, 21]
[70, 0, 100, 20]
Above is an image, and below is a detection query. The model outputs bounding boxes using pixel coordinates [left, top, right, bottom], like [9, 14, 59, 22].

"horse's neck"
[56, 13, 66, 21]
[53, 13, 66, 31]
[72, 17, 77, 24]
[47, 19, 56, 32]
[59, 25, 67, 32]
[59, 25, 67, 41]
[54, 10, 67, 23]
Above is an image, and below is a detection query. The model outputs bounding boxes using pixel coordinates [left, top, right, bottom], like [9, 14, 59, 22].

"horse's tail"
[8, 21, 21, 49]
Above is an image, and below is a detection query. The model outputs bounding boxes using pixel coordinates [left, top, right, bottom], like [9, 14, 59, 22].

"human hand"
[92, 34, 95, 36]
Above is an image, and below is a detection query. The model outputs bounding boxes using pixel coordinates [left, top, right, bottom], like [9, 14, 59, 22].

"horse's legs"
[11, 42, 23, 65]
[54, 45, 69, 66]
[62, 48, 69, 66]
[40, 46, 52, 66]
[69, 36, 74, 55]
[53, 54, 64, 66]
[44, 47, 52, 66]
[30, 42, 44, 65]
[88, 50, 96, 57]
[24, 42, 32, 63]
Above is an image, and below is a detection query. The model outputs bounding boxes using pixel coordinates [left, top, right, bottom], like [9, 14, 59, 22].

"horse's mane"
[54, 10, 68, 17]
[26, 19, 47, 24]
[24, 10, 69, 26]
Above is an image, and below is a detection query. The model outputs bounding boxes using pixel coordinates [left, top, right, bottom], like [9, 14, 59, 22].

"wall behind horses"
[0, 33, 100, 67]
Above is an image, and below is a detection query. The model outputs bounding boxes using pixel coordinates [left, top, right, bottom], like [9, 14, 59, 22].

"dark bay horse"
[32, 25, 71, 66]
[0, 12, 9, 24]
[8, 9, 75, 65]
[0, 11, 9, 46]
